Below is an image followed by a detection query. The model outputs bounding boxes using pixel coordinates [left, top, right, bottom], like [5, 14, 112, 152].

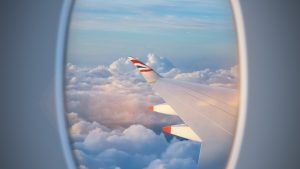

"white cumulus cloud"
[65, 54, 238, 128]
[65, 54, 238, 169]
[68, 112, 199, 169]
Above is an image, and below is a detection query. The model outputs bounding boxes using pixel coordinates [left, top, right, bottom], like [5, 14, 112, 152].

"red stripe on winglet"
[130, 59, 146, 66]
[162, 126, 171, 134]
[140, 69, 153, 72]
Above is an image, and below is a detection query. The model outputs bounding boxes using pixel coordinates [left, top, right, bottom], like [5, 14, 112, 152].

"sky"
[67, 0, 237, 71]
[65, 0, 238, 168]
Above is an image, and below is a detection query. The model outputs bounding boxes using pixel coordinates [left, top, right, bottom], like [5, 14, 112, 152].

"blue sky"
[67, 0, 237, 71]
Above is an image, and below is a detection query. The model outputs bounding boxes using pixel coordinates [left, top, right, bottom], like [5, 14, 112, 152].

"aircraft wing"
[128, 57, 238, 169]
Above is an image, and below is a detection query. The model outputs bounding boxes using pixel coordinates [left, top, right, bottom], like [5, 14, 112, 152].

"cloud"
[78, 165, 88, 169]
[70, 14, 225, 33]
[65, 55, 237, 169]
[68, 113, 199, 169]
[65, 55, 184, 129]
[145, 140, 200, 169]
[146, 53, 175, 73]
[167, 65, 239, 88]
[65, 54, 237, 128]
[70, 0, 233, 32]
[108, 57, 136, 74]
[145, 158, 198, 169]
[82, 124, 168, 155]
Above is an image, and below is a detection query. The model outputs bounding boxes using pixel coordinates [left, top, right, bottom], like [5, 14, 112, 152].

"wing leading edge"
[128, 57, 238, 169]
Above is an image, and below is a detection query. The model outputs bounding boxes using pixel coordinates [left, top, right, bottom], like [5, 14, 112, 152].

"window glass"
[65, 0, 239, 169]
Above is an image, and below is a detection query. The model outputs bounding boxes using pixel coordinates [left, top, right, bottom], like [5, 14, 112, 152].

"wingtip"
[162, 126, 171, 134]
[128, 56, 134, 62]
[128, 56, 134, 60]
[128, 56, 143, 64]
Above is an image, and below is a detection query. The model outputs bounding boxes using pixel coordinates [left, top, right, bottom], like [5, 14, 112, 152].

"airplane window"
[65, 0, 239, 169]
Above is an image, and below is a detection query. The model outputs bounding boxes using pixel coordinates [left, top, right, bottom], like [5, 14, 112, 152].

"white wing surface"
[128, 57, 238, 169]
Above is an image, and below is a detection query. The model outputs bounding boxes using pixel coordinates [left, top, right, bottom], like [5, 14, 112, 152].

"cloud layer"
[71, 0, 233, 32]
[68, 112, 200, 169]
[65, 54, 238, 169]
[65, 54, 237, 128]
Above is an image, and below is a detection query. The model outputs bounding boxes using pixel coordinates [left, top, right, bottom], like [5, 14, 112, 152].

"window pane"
[65, 1, 239, 169]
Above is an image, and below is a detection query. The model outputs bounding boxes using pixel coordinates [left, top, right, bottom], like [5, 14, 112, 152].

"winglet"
[128, 56, 161, 84]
